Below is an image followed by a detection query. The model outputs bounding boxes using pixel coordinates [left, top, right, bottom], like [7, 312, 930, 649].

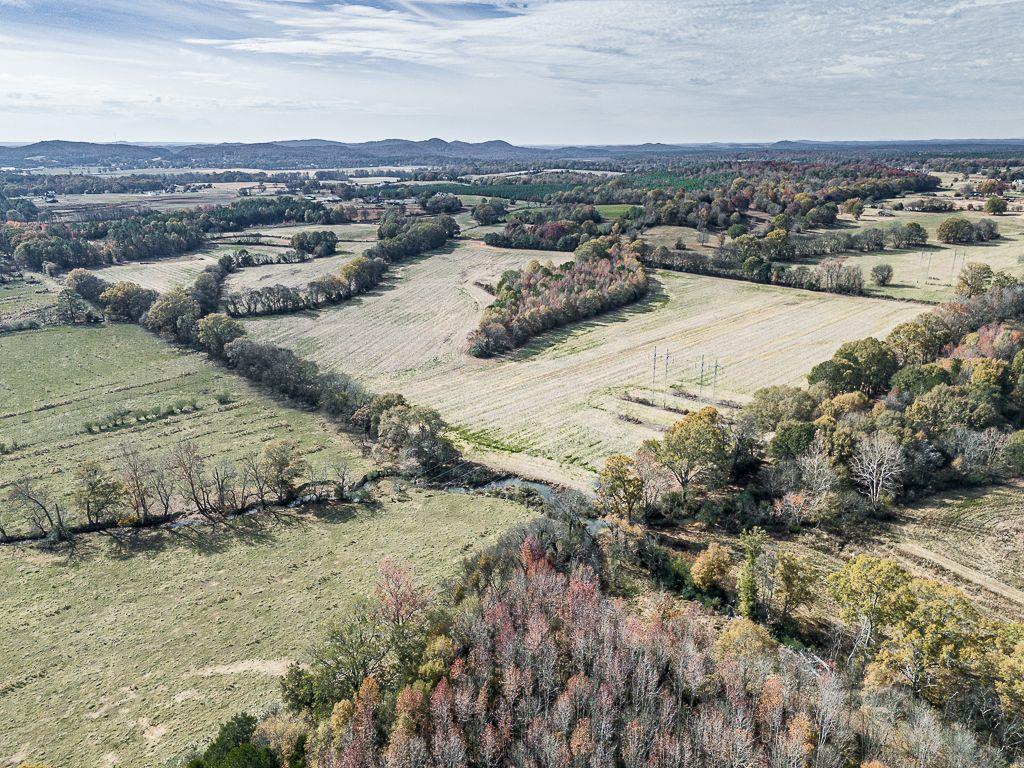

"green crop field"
[0, 278, 58, 324]
[0, 324, 369, 531]
[0, 486, 533, 768]
[595, 204, 638, 219]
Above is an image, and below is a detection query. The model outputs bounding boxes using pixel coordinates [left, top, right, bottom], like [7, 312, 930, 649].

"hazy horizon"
[3, 136, 1024, 148]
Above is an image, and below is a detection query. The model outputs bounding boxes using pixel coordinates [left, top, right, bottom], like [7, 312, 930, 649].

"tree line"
[641, 220, 936, 295]
[468, 236, 649, 357]
[17, 248, 467, 535]
[0, 169, 308, 199]
[0, 438, 351, 544]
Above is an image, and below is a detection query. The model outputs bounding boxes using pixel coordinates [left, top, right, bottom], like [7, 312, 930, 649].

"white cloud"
[0, 0, 1022, 142]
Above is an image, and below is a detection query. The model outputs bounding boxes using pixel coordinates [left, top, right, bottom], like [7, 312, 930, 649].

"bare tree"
[170, 440, 212, 516]
[242, 451, 270, 509]
[849, 433, 905, 508]
[797, 435, 838, 502]
[119, 442, 155, 525]
[304, 462, 330, 502]
[9, 481, 70, 543]
[946, 426, 1007, 480]
[902, 705, 942, 768]
[151, 454, 177, 519]
[633, 444, 674, 517]
[73, 461, 125, 527]
[330, 457, 353, 502]
[813, 668, 850, 768]
[210, 460, 239, 516]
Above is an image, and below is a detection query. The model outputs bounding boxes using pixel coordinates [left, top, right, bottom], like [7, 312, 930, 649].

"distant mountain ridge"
[2, 137, 1024, 169]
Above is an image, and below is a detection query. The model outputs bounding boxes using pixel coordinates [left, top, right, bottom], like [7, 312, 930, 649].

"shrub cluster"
[290, 230, 338, 257]
[482, 205, 606, 251]
[937, 215, 1000, 244]
[83, 399, 199, 433]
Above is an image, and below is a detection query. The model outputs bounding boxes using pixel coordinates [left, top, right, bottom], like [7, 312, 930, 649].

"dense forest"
[184, 504, 1021, 768]
[0, 196, 350, 272]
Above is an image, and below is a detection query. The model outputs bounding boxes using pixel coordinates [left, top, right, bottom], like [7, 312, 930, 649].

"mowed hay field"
[244, 240, 560, 371]
[243, 241, 922, 487]
[0, 324, 369, 529]
[0, 278, 58, 323]
[91, 253, 223, 292]
[0, 487, 533, 768]
[220, 222, 380, 244]
[222, 245, 373, 293]
[880, 483, 1024, 618]
[816, 209, 1024, 303]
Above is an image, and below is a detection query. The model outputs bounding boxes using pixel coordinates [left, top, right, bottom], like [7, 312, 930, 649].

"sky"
[0, 0, 1022, 145]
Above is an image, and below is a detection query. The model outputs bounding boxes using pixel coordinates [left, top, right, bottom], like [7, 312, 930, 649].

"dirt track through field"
[895, 540, 1024, 606]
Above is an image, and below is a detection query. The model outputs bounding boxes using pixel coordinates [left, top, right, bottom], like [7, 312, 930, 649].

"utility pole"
[712, 359, 722, 403]
[663, 351, 670, 407]
[651, 346, 657, 400]
[698, 354, 706, 402]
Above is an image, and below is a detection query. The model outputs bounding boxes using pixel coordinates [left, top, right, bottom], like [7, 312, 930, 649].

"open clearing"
[243, 241, 921, 486]
[0, 488, 533, 768]
[641, 224, 719, 251]
[596, 204, 637, 218]
[0, 324, 369, 529]
[88, 220, 383, 294]
[32, 183, 292, 218]
[642, 211, 1024, 304]
[243, 240, 558, 367]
